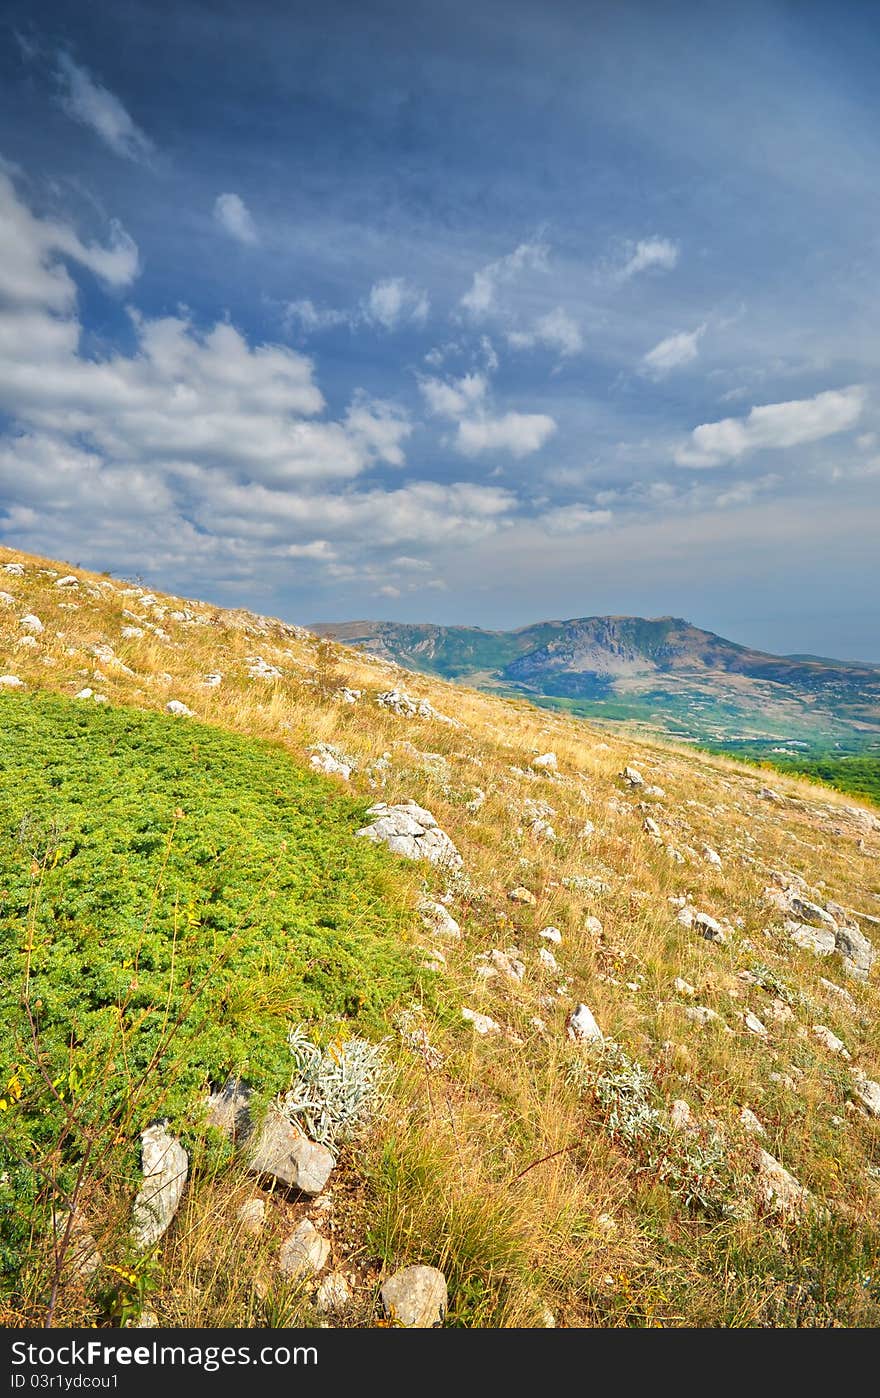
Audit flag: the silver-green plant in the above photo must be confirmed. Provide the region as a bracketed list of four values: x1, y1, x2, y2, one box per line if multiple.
[281, 1026, 389, 1148]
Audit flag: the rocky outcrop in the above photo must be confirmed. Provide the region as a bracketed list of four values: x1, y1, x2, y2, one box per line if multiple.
[357, 801, 462, 868]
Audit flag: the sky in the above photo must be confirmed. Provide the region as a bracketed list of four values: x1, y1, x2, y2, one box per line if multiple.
[0, 0, 878, 660]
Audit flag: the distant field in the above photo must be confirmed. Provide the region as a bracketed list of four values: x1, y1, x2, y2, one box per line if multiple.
[750, 753, 880, 807]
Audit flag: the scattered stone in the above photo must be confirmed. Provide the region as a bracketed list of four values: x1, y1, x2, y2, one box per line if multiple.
[51, 1207, 101, 1280]
[202, 671, 223, 687]
[380, 1265, 448, 1328]
[739, 1107, 766, 1136]
[531, 752, 557, 771]
[584, 915, 603, 937]
[376, 689, 456, 724]
[579, 820, 596, 838]
[278, 1219, 330, 1279]
[131, 1124, 189, 1249]
[54, 575, 79, 588]
[684, 1005, 726, 1028]
[596, 1213, 617, 1236]
[309, 744, 353, 780]
[674, 977, 696, 997]
[0, 591, 13, 605]
[834, 922, 876, 982]
[248, 1111, 335, 1194]
[694, 912, 726, 943]
[2, 562, 24, 575]
[677, 907, 694, 928]
[19, 614, 43, 634]
[788, 922, 836, 956]
[488, 948, 525, 982]
[567, 1003, 603, 1044]
[206, 1078, 253, 1143]
[0, 675, 24, 687]
[357, 801, 462, 868]
[851, 1072, 880, 1118]
[165, 700, 194, 717]
[759, 786, 784, 804]
[317, 1272, 351, 1313]
[246, 656, 283, 680]
[508, 885, 537, 906]
[811, 1025, 851, 1060]
[16, 634, 37, 648]
[621, 766, 644, 788]
[419, 899, 461, 941]
[539, 925, 562, 944]
[753, 1148, 810, 1216]
[335, 687, 362, 705]
[461, 1007, 501, 1035]
[766, 998, 795, 1024]
[741, 1010, 769, 1038]
[702, 844, 723, 868]
[236, 1198, 266, 1235]
[538, 946, 558, 972]
[643, 816, 661, 839]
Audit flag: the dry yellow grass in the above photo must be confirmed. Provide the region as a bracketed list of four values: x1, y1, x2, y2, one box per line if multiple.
[2, 543, 879, 1328]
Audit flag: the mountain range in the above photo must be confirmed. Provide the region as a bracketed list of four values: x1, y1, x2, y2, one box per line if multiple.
[311, 615, 880, 753]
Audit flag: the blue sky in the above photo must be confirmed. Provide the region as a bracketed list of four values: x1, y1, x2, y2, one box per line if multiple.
[0, 0, 878, 658]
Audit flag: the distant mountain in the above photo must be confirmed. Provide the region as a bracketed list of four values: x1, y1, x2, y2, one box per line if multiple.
[311, 615, 880, 750]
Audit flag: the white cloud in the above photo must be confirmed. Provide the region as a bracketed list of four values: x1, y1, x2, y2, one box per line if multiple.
[460, 240, 548, 318]
[642, 324, 706, 376]
[364, 277, 429, 329]
[618, 236, 679, 281]
[539, 504, 613, 534]
[282, 299, 352, 334]
[343, 393, 412, 467]
[213, 192, 258, 245]
[55, 54, 154, 163]
[856, 432, 877, 451]
[419, 372, 488, 418]
[455, 411, 557, 458]
[675, 385, 866, 468]
[508, 306, 583, 357]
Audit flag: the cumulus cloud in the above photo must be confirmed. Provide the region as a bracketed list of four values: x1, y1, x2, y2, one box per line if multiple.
[364, 277, 429, 329]
[539, 504, 613, 534]
[508, 307, 583, 357]
[419, 372, 488, 418]
[456, 411, 557, 458]
[213, 192, 259, 245]
[283, 299, 353, 334]
[55, 54, 154, 163]
[675, 385, 866, 468]
[642, 324, 705, 376]
[460, 240, 547, 318]
[618, 236, 679, 281]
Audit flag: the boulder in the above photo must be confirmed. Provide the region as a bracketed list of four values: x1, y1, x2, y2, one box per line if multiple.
[132, 1124, 188, 1249]
[357, 802, 462, 869]
[236, 1198, 266, 1235]
[165, 700, 194, 717]
[248, 1111, 335, 1194]
[316, 1272, 351, 1313]
[811, 1025, 851, 1060]
[508, 886, 537, 906]
[694, 912, 726, 943]
[567, 1003, 603, 1044]
[205, 1078, 254, 1143]
[380, 1264, 447, 1328]
[851, 1073, 880, 1118]
[753, 1148, 810, 1216]
[834, 923, 876, 982]
[418, 899, 461, 941]
[621, 766, 644, 787]
[788, 923, 836, 956]
[461, 1007, 500, 1035]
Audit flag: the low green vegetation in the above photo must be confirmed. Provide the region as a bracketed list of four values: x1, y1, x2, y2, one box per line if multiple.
[0, 693, 426, 1299]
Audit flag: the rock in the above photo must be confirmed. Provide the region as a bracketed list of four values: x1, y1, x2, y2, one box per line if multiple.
[677, 907, 694, 928]
[380, 1265, 448, 1328]
[684, 1005, 726, 1028]
[488, 948, 525, 982]
[132, 1124, 189, 1249]
[422, 948, 447, 974]
[759, 786, 784, 804]
[279, 1219, 330, 1279]
[788, 893, 837, 930]
[236, 1198, 266, 1235]
[766, 998, 795, 1024]
[789, 923, 836, 956]
[309, 744, 353, 780]
[739, 1107, 766, 1136]
[316, 1272, 351, 1313]
[206, 1078, 253, 1142]
[702, 844, 723, 868]
[75, 688, 94, 700]
[538, 946, 558, 972]
[246, 656, 283, 680]
[0, 674, 24, 687]
[567, 1003, 603, 1044]
[753, 1148, 810, 1216]
[508, 885, 537, 906]
[539, 926, 562, 944]
[740, 1011, 769, 1038]
[811, 1025, 851, 1060]
[419, 899, 461, 941]
[579, 821, 596, 838]
[819, 978, 858, 1014]
[202, 671, 223, 687]
[54, 575, 79, 588]
[2, 561, 24, 575]
[52, 1207, 101, 1280]
[851, 1072, 880, 1118]
[357, 801, 462, 869]
[531, 752, 557, 771]
[643, 816, 661, 839]
[461, 1007, 500, 1035]
[165, 700, 194, 717]
[376, 689, 456, 724]
[673, 977, 696, 997]
[621, 766, 644, 788]
[834, 923, 876, 982]
[694, 912, 726, 943]
[16, 634, 38, 648]
[0, 591, 13, 605]
[19, 613, 44, 634]
[248, 1111, 335, 1194]
[335, 687, 362, 705]
[121, 626, 145, 639]
[670, 1099, 693, 1131]
[584, 916, 603, 937]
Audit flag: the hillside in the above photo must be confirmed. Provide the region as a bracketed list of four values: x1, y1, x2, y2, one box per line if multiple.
[2, 545, 880, 1329]
[312, 615, 880, 753]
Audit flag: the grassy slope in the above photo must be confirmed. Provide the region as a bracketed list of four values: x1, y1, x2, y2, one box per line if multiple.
[2, 546, 880, 1329]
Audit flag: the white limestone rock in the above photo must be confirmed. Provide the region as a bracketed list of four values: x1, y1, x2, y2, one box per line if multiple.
[811, 1025, 851, 1060]
[278, 1219, 330, 1279]
[567, 1003, 603, 1044]
[166, 700, 194, 717]
[131, 1124, 188, 1249]
[461, 1007, 501, 1035]
[380, 1265, 447, 1328]
[419, 899, 461, 941]
[357, 801, 462, 869]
